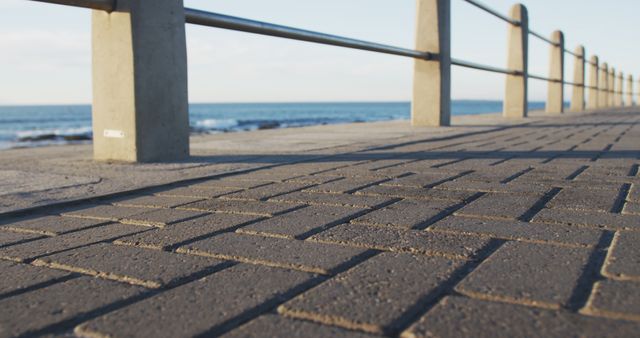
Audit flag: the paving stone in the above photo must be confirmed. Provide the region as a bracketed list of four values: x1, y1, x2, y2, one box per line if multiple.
[548, 186, 623, 212]
[119, 208, 209, 227]
[355, 185, 473, 202]
[155, 185, 242, 198]
[431, 216, 604, 247]
[454, 192, 543, 220]
[401, 296, 640, 338]
[111, 195, 205, 208]
[221, 182, 313, 201]
[221, 314, 376, 338]
[0, 215, 109, 236]
[304, 177, 388, 194]
[284, 175, 342, 184]
[533, 207, 640, 230]
[178, 198, 302, 216]
[0, 229, 46, 247]
[190, 178, 269, 189]
[456, 241, 593, 308]
[623, 201, 640, 215]
[33, 243, 225, 288]
[279, 252, 465, 334]
[237, 205, 365, 239]
[0, 223, 147, 262]
[630, 184, 640, 202]
[177, 232, 368, 274]
[602, 231, 640, 280]
[115, 213, 261, 249]
[352, 199, 457, 229]
[271, 191, 393, 208]
[61, 204, 151, 222]
[434, 179, 548, 194]
[0, 276, 144, 337]
[309, 223, 491, 259]
[223, 170, 306, 182]
[380, 172, 457, 188]
[75, 264, 316, 338]
[0, 260, 71, 296]
[585, 280, 640, 321]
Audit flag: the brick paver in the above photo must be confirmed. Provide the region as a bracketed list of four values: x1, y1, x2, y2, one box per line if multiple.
[2, 110, 640, 336]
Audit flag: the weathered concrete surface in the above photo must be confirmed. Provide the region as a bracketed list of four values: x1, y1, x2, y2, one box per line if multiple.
[1, 108, 639, 336]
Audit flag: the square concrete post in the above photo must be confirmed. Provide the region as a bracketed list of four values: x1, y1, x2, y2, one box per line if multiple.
[92, 0, 190, 162]
[608, 68, 616, 107]
[412, 0, 451, 127]
[570, 46, 585, 112]
[587, 56, 599, 109]
[546, 31, 564, 114]
[598, 63, 609, 108]
[615, 72, 624, 106]
[503, 4, 529, 119]
[627, 75, 634, 106]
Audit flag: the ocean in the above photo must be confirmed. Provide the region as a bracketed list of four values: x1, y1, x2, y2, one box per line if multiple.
[0, 101, 546, 150]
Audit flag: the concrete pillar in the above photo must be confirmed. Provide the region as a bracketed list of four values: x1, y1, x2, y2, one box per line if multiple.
[616, 72, 624, 106]
[587, 55, 599, 109]
[628, 75, 635, 106]
[503, 4, 529, 119]
[608, 68, 616, 107]
[92, 0, 190, 162]
[598, 63, 608, 108]
[546, 31, 564, 114]
[570, 46, 585, 112]
[412, 0, 451, 127]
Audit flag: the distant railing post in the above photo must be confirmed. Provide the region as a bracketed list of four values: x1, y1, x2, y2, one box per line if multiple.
[608, 68, 616, 107]
[546, 30, 564, 114]
[615, 72, 624, 106]
[598, 63, 609, 108]
[587, 56, 599, 109]
[503, 4, 529, 119]
[412, 0, 451, 127]
[92, 0, 190, 162]
[570, 45, 585, 111]
[626, 75, 634, 106]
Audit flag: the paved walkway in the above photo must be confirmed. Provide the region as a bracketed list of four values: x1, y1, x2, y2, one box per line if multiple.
[1, 110, 639, 337]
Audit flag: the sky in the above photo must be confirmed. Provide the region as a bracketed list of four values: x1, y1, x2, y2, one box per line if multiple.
[0, 0, 638, 105]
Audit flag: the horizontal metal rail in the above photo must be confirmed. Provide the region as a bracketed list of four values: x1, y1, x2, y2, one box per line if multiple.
[29, 0, 113, 11]
[184, 8, 433, 60]
[529, 73, 562, 83]
[451, 58, 519, 75]
[461, 0, 520, 26]
[530, 30, 559, 46]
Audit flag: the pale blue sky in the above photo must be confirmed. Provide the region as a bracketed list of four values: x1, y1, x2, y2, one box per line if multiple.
[0, 0, 638, 104]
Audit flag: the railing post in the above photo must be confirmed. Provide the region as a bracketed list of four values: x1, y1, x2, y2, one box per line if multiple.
[92, 0, 190, 162]
[503, 4, 529, 119]
[570, 45, 585, 112]
[546, 30, 564, 114]
[412, 0, 451, 127]
[598, 63, 609, 108]
[616, 72, 624, 106]
[608, 68, 616, 107]
[587, 55, 599, 109]
[626, 75, 634, 106]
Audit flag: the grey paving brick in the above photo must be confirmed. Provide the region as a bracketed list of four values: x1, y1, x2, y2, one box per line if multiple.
[222, 170, 306, 182]
[355, 185, 473, 202]
[221, 182, 313, 201]
[115, 213, 261, 249]
[381, 172, 456, 188]
[434, 179, 548, 194]
[221, 314, 376, 338]
[34, 243, 224, 288]
[401, 296, 640, 338]
[178, 198, 302, 216]
[623, 201, 640, 215]
[456, 241, 593, 308]
[76, 264, 316, 338]
[0, 276, 143, 337]
[155, 185, 242, 198]
[0, 260, 71, 296]
[602, 231, 640, 280]
[585, 280, 640, 321]
[177, 232, 368, 274]
[61, 204, 151, 222]
[279, 252, 465, 334]
[111, 195, 204, 208]
[119, 208, 209, 227]
[1, 215, 108, 236]
[548, 186, 623, 212]
[533, 207, 640, 230]
[237, 205, 365, 239]
[304, 177, 387, 194]
[284, 175, 342, 184]
[0, 229, 46, 247]
[431, 216, 604, 247]
[271, 191, 393, 208]
[630, 184, 640, 202]
[309, 223, 491, 259]
[190, 178, 268, 189]
[455, 192, 543, 220]
[352, 199, 457, 229]
[0, 223, 147, 262]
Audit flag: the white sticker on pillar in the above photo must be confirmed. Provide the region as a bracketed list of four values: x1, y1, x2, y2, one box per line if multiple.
[103, 129, 125, 138]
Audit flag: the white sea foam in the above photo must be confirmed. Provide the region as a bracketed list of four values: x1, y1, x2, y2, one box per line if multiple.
[194, 119, 239, 130]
